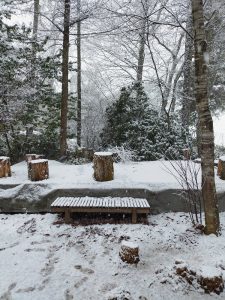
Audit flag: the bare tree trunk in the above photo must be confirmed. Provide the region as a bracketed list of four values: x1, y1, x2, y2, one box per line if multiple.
[60, 0, 71, 157]
[32, 0, 39, 39]
[192, 0, 220, 235]
[182, 13, 194, 129]
[160, 33, 184, 115]
[26, 0, 40, 141]
[76, 0, 82, 147]
[136, 19, 146, 83]
[169, 63, 184, 113]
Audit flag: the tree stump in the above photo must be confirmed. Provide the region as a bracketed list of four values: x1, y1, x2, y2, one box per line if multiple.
[198, 269, 224, 295]
[217, 157, 225, 179]
[93, 152, 114, 181]
[28, 159, 49, 181]
[0, 156, 11, 178]
[119, 241, 139, 264]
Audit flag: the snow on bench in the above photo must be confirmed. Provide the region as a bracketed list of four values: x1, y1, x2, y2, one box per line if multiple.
[51, 196, 150, 224]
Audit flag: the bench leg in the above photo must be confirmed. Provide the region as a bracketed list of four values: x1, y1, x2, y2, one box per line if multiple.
[64, 209, 72, 224]
[132, 209, 137, 224]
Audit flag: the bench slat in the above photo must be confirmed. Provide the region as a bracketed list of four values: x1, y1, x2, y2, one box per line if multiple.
[51, 196, 150, 209]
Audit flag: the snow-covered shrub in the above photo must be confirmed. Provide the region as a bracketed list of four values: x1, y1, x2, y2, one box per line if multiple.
[215, 144, 225, 159]
[67, 147, 94, 165]
[107, 146, 136, 163]
[101, 83, 192, 161]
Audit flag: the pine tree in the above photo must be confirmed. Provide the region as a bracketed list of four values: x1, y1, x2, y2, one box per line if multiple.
[101, 83, 190, 160]
[0, 5, 61, 161]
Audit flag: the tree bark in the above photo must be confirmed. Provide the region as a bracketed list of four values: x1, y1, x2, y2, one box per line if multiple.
[60, 0, 71, 156]
[136, 19, 146, 83]
[32, 0, 39, 39]
[28, 159, 49, 181]
[76, 0, 82, 147]
[161, 33, 184, 115]
[182, 13, 194, 129]
[119, 241, 139, 264]
[93, 152, 114, 181]
[0, 157, 11, 178]
[191, 0, 220, 235]
[26, 0, 40, 140]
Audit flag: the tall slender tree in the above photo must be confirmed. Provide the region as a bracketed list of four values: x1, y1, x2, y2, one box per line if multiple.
[182, 12, 193, 129]
[76, 0, 82, 147]
[191, 0, 220, 234]
[60, 0, 71, 156]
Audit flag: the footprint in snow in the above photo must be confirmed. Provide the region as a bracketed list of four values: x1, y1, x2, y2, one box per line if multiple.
[41, 256, 59, 277]
[74, 277, 88, 288]
[100, 282, 117, 293]
[64, 289, 74, 300]
[16, 286, 35, 293]
[74, 265, 94, 274]
[0, 282, 16, 300]
[24, 248, 45, 252]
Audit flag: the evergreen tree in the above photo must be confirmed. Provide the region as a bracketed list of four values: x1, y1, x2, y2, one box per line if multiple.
[0, 6, 61, 161]
[101, 83, 191, 160]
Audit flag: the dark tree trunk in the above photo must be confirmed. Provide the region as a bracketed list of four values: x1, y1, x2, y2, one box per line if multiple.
[182, 13, 194, 129]
[76, 0, 82, 147]
[26, 0, 40, 140]
[32, 0, 39, 38]
[136, 19, 146, 83]
[192, 0, 220, 235]
[60, 0, 71, 156]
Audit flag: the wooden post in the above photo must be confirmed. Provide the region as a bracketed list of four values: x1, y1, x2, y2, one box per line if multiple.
[93, 152, 114, 181]
[0, 157, 11, 178]
[132, 209, 137, 224]
[28, 159, 49, 181]
[217, 157, 225, 180]
[64, 208, 72, 223]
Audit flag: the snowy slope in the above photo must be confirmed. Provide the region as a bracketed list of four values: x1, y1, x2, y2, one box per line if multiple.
[1, 212, 225, 299]
[0, 160, 224, 191]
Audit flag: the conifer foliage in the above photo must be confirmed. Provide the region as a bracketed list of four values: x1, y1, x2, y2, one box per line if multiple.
[101, 83, 190, 160]
[0, 3, 61, 161]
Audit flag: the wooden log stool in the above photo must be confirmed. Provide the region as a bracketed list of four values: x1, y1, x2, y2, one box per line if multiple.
[217, 156, 225, 180]
[93, 152, 114, 181]
[119, 241, 140, 264]
[28, 159, 49, 181]
[0, 156, 11, 178]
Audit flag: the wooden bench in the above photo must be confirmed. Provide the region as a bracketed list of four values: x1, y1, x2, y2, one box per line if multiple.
[51, 196, 150, 224]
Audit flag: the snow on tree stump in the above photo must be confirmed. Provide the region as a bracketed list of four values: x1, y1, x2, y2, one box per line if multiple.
[93, 152, 114, 181]
[25, 153, 44, 163]
[119, 241, 139, 264]
[217, 156, 225, 179]
[198, 267, 224, 295]
[183, 148, 190, 160]
[28, 159, 49, 181]
[175, 262, 224, 295]
[0, 156, 11, 178]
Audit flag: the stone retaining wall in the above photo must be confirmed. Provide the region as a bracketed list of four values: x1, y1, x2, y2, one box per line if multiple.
[1, 185, 225, 214]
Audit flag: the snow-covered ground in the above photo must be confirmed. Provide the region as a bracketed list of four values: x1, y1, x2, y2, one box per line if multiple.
[0, 160, 225, 202]
[1, 212, 225, 300]
[0, 159, 224, 190]
[1, 160, 184, 190]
